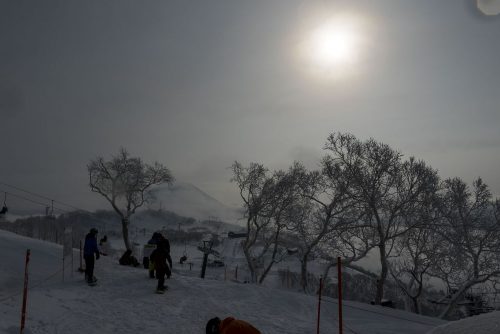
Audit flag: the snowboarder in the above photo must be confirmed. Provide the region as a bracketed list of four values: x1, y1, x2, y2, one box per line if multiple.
[205, 317, 261, 334]
[119, 249, 140, 267]
[83, 228, 100, 285]
[149, 236, 171, 293]
[144, 232, 163, 277]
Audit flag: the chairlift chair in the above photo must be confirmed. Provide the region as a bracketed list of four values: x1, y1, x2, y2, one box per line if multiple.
[0, 192, 8, 214]
[179, 241, 188, 264]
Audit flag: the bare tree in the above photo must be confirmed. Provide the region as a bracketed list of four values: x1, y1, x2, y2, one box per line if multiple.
[231, 161, 296, 283]
[431, 177, 500, 319]
[288, 161, 357, 291]
[88, 148, 173, 250]
[389, 226, 439, 314]
[324, 132, 439, 304]
[389, 181, 441, 314]
[318, 224, 376, 282]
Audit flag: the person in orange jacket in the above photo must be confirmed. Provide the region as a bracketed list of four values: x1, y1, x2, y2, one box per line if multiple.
[205, 317, 261, 334]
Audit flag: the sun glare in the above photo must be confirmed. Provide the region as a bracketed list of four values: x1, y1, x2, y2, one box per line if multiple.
[311, 23, 356, 66]
[300, 15, 363, 78]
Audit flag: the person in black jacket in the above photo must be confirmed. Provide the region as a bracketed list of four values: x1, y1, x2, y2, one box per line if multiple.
[144, 232, 163, 277]
[149, 236, 172, 292]
[83, 228, 100, 284]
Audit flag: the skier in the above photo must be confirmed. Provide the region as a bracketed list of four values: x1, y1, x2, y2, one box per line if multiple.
[83, 228, 100, 285]
[149, 236, 171, 293]
[205, 317, 261, 334]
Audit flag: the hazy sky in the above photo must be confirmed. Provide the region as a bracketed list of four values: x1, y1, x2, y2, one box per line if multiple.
[1, 0, 499, 212]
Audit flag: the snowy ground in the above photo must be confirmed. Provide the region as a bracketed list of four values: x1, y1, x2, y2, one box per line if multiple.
[428, 311, 500, 334]
[0, 230, 452, 334]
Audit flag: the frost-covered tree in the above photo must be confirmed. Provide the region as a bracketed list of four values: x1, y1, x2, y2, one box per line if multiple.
[231, 162, 296, 283]
[432, 177, 500, 319]
[288, 161, 358, 291]
[324, 133, 439, 304]
[389, 226, 439, 314]
[318, 222, 375, 283]
[389, 181, 441, 314]
[88, 148, 173, 250]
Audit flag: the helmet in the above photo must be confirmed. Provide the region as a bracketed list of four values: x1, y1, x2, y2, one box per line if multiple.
[90, 228, 98, 235]
[205, 317, 221, 334]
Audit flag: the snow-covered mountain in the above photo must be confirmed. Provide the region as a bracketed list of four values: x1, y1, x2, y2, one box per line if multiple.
[149, 181, 244, 223]
[0, 229, 452, 334]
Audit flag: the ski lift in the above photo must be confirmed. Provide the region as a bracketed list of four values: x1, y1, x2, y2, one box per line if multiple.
[46, 200, 55, 220]
[0, 192, 8, 215]
[179, 241, 188, 264]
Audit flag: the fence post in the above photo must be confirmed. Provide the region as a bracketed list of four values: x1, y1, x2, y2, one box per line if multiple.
[79, 240, 83, 271]
[20, 249, 30, 334]
[201, 252, 209, 279]
[316, 276, 323, 334]
[337, 256, 343, 334]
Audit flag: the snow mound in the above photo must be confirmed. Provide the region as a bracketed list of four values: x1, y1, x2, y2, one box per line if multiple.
[427, 311, 500, 334]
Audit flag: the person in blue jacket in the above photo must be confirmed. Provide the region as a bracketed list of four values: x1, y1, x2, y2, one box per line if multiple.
[84, 228, 100, 284]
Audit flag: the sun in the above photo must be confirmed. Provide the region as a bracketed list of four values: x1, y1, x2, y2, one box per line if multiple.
[311, 22, 357, 66]
[300, 15, 363, 76]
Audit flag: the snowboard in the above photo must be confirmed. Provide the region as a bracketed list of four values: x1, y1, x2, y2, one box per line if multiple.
[87, 276, 98, 286]
[155, 286, 168, 294]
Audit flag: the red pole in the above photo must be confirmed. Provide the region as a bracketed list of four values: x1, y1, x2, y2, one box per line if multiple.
[337, 257, 343, 334]
[20, 249, 30, 334]
[316, 277, 323, 334]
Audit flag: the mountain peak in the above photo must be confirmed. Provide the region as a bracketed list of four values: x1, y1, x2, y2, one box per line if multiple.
[149, 181, 243, 222]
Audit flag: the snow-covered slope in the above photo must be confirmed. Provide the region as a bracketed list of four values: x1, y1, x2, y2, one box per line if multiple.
[0, 230, 449, 334]
[427, 311, 500, 334]
[149, 182, 243, 223]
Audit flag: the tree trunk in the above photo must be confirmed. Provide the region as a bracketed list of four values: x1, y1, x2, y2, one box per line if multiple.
[258, 232, 281, 284]
[440, 295, 460, 319]
[412, 297, 420, 314]
[243, 245, 256, 283]
[259, 262, 273, 284]
[300, 252, 310, 292]
[440, 284, 470, 319]
[122, 218, 131, 251]
[375, 243, 388, 304]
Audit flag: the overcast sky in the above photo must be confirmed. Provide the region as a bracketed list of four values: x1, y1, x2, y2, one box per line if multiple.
[0, 0, 499, 212]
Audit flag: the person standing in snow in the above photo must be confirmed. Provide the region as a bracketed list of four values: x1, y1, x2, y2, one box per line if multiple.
[149, 236, 171, 293]
[83, 228, 100, 284]
[162, 234, 173, 277]
[205, 317, 261, 334]
[99, 235, 109, 256]
[144, 232, 162, 278]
